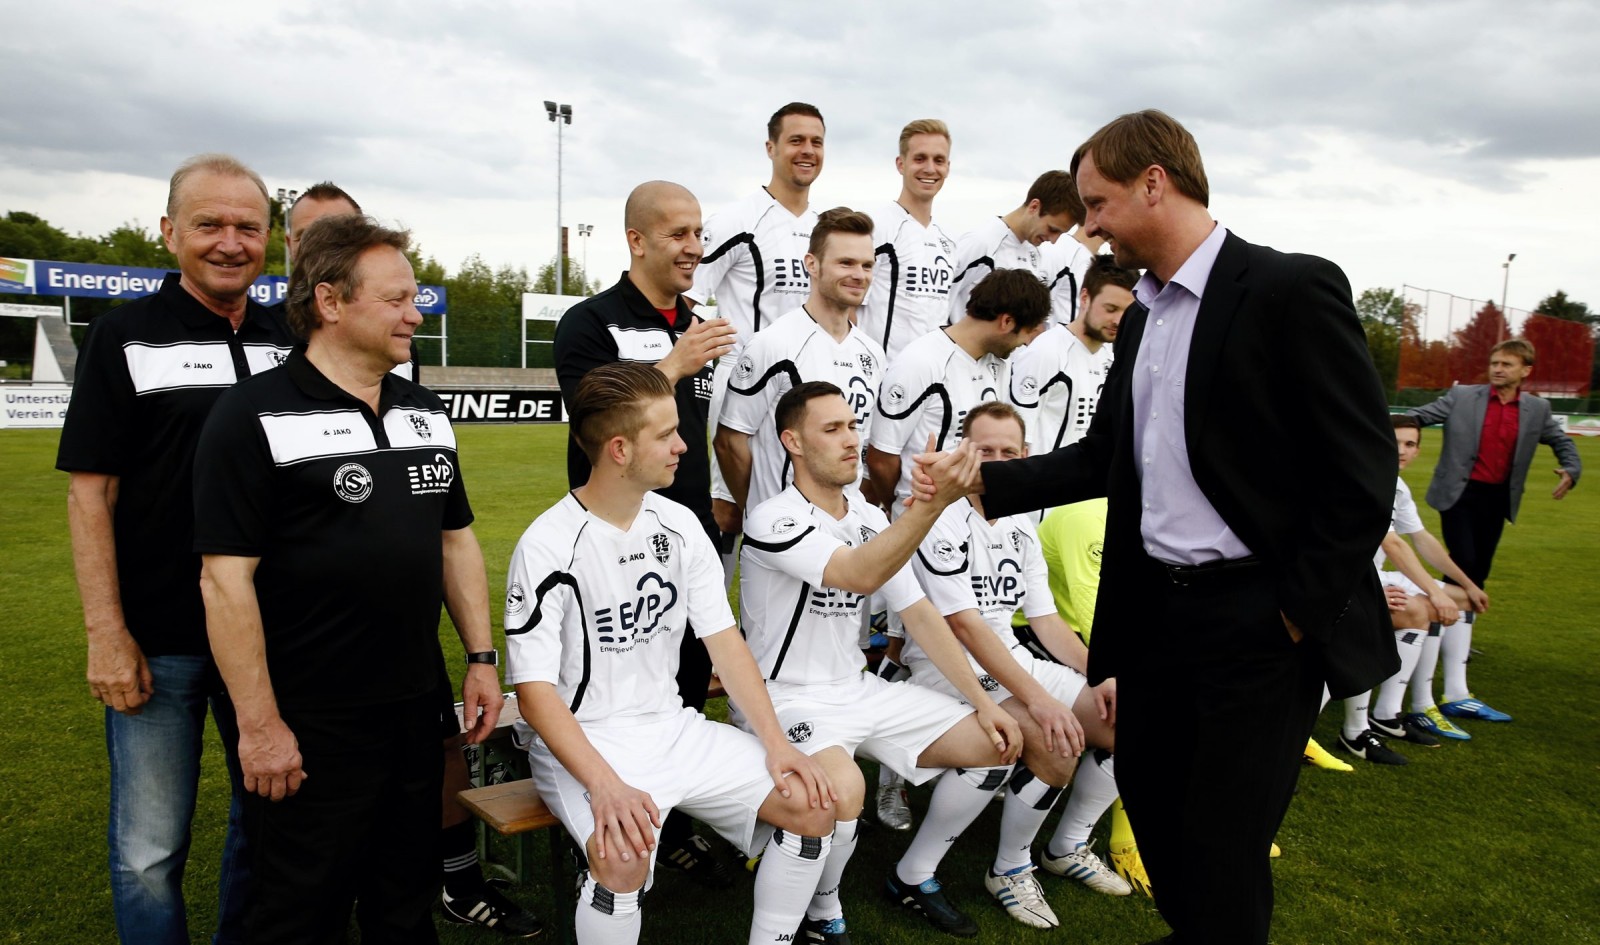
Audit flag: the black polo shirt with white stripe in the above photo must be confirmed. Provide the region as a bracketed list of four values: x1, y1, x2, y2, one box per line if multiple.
[192, 348, 473, 710]
[552, 273, 715, 541]
[56, 272, 297, 656]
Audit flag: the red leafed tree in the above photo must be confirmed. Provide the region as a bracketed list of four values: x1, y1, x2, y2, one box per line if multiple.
[1447, 302, 1508, 384]
[1399, 338, 1454, 389]
[1521, 313, 1594, 397]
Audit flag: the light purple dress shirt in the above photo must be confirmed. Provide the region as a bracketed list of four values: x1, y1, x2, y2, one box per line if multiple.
[1130, 223, 1254, 565]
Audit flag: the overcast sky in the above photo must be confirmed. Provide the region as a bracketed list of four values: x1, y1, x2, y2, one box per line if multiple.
[5, 0, 1598, 333]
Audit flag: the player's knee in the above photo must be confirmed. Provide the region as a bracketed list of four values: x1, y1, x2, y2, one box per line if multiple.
[770, 792, 837, 838]
[817, 753, 865, 818]
[1023, 748, 1076, 787]
[1401, 598, 1430, 630]
[584, 851, 648, 894]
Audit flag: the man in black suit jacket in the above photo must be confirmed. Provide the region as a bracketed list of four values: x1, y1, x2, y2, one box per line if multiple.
[967, 111, 1397, 944]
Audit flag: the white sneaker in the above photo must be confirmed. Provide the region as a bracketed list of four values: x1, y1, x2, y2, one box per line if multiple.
[874, 780, 912, 831]
[1041, 841, 1133, 896]
[984, 865, 1059, 929]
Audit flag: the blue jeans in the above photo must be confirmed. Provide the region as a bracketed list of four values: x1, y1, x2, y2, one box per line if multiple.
[106, 653, 251, 945]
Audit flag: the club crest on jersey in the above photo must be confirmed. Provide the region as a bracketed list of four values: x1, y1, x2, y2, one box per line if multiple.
[649, 532, 672, 566]
[884, 383, 906, 408]
[773, 516, 799, 534]
[932, 538, 958, 563]
[786, 722, 813, 744]
[979, 674, 1000, 692]
[332, 463, 372, 503]
[268, 349, 289, 367]
[1018, 374, 1039, 396]
[858, 353, 875, 378]
[408, 413, 432, 441]
[1009, 530, 1022, 554]
[736, 355, 755, 381]
[858, 525, 874, 545]
[506, 582, 526, 616]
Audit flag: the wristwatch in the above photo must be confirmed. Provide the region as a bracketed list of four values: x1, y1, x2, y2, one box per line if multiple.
[465, 649, 499, 666]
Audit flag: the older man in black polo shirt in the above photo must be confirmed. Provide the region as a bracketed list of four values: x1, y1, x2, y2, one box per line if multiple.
[552, 180, 742, 886]
[194, 215, 500, 944]
[58, 153, 295, 945]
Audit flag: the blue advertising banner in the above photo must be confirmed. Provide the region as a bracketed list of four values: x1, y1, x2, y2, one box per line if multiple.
[6, 258, 446, 314]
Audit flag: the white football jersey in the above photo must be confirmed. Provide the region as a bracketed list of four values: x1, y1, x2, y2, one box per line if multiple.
[1374, 477, 1426, 569]
[869, 329, 1009, 506]
[1037, 238, 1095, 327]
[859, 202, 958, 359]
[1008, 328, 1113, 454]
[904, 499, 1056, 666]
[688, 189, 818, 344]
[946, 217, 1049, 325]
[503, 492, 734, 726]
[740, 487, 925, 686]
[720, 306, 886, 511]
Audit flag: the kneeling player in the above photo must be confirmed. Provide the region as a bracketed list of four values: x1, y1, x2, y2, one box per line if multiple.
[505, 364, 837, 945]
[904, 403, 1122, 929]
[738, 382, 1024, 942]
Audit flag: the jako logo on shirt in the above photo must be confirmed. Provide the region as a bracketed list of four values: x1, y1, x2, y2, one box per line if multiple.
[595, 572, 678, 645]
[333, 463, 372, 503]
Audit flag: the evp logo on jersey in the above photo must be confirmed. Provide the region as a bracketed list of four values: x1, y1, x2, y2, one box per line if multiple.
[594, 572, 679, 647]
[903, 257, 952, 296]
[971, 558, 1024, 612]
[806, 584, 864, 618]
[771, 258, 811, 294]
[845, 376, 874, 423]
[407, 452, 455, 495]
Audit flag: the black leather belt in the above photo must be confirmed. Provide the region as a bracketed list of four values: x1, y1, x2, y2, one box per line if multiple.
[1162, 555, 1262, 587]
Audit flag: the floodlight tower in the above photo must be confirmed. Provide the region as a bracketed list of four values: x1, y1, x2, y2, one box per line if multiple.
[1500, 253, 1517, 339]
[276, 187, 299, 279]
[578, 223, 594, 286]
[545, 101, 573, 296]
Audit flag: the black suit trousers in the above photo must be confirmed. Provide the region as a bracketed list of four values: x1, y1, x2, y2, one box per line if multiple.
[1439, 480, 1510, 588]
[1117, 564, 1323, 945]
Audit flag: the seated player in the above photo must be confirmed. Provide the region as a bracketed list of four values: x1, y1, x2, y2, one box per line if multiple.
[1035, 497, 1150, 898]
[1336, 415, 1490, 762]
[737, 381, 1025, 942]
[1380, 416, 1491, 742]
[504, 363, 837, 945]
[902, 402, 1123, 929]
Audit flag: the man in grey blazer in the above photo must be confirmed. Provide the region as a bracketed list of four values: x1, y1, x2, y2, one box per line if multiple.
[1405, 338, 1581, 727]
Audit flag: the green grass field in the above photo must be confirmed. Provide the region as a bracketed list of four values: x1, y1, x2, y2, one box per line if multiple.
[2, 425, 1597, 944]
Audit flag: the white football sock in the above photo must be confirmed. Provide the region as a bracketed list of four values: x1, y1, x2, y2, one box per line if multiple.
[1342, 691, 1372, 740]
[1441, 613, 1473, 703]
[1047, 751, 1117, 860]
[993, 763, 1065, 874]
[751, 828, 830, 944]
[806, 819, 857, 922]
[895, 766, 1007, 884]
[1374, 630, 1425, 721]
[1409, 623, 1443, 712]
[575, 873, 642, 945]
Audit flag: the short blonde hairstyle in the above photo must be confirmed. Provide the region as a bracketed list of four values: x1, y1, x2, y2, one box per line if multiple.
[166, 153, 270, 218]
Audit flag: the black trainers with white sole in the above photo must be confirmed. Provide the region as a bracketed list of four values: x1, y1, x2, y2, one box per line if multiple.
[1336, 729, 1409, 765]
